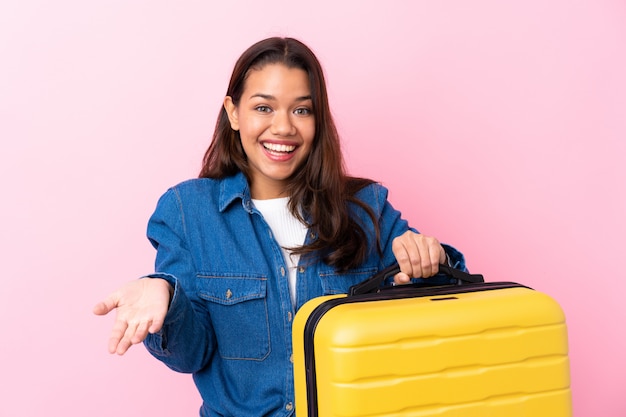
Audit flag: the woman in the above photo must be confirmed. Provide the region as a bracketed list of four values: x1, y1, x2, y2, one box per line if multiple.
[94, 37, 466, 416]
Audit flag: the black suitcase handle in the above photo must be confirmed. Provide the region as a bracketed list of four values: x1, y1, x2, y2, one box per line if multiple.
[349, 263, 484, 296]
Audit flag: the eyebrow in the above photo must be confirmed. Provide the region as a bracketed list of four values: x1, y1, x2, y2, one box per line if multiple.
[250, 93, 312, 102]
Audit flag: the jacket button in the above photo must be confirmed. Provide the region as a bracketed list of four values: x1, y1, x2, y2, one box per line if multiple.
[226, 289, 232, 299]
[298, 266, 305, 273]
[280, 267, 286, 277]
[285, 402, 293, 411]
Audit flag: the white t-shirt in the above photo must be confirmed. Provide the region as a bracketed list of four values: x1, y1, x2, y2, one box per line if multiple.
[252, 197, 308, 306]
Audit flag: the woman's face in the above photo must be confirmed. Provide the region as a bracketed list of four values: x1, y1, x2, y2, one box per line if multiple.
[224, 63, 316, 199]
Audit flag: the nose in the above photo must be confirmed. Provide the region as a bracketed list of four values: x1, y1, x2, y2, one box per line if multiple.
[270, 111, 296, 136]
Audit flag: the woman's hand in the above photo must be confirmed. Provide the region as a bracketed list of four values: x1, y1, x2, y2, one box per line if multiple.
[93, 278, 172, 355]
[391, 230, 447, 284]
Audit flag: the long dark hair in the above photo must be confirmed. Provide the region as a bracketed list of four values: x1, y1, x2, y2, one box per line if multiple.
[200, 37, 380, 271]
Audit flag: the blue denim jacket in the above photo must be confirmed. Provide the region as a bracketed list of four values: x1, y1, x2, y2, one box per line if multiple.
[143, 172, 465, 417]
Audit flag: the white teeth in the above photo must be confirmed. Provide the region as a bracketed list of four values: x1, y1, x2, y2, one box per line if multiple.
[263, 143, 296, 153]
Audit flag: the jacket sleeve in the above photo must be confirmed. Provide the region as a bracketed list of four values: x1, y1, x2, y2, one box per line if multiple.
[369, 183, 467, 272]
[142, 187, 216, 373]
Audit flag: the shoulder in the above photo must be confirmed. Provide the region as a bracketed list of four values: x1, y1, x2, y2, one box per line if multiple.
[155, 173, 249, 214]
[352, 180, 390, 208]
[154, 178, 224, 209]
[343, 179, 391, 220]
[169, 178, 222, 195]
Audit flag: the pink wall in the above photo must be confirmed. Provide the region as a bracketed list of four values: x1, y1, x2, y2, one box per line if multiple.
[1, 1, 624, 415]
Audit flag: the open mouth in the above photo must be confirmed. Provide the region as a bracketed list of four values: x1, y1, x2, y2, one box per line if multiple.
[263, 142, 296, 154]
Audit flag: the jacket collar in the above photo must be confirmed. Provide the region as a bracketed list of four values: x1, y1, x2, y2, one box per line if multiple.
[218, 172, 252, 213]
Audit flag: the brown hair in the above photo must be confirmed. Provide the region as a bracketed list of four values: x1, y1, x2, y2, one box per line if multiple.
[199, 37, 379, 271]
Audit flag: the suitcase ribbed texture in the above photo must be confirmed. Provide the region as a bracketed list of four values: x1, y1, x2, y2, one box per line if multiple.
[293, 283, 571, 417]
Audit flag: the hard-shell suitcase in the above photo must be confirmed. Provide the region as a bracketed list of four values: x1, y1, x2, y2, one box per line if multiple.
[292, 264, 571, 416]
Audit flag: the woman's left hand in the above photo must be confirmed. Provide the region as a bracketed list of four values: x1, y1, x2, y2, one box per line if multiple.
[391, 230, 447, 284]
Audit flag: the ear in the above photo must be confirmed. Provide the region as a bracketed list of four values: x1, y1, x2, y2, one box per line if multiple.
[223, 96, 239, 131]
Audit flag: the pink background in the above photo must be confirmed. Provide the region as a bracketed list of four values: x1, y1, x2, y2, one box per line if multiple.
[1, 0, 624, 415]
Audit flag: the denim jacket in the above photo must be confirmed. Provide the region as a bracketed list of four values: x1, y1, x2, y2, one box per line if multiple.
[143, 172, 465, 417]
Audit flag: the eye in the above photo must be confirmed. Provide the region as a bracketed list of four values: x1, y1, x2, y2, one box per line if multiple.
[294, 107, 312, 116]
[255, 105, 272, 113]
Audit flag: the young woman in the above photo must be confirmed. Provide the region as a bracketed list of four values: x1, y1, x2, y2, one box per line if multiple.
[94, 37, 466, 417]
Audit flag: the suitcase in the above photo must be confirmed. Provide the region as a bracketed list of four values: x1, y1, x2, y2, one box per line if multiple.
[292, 264, 571, 416]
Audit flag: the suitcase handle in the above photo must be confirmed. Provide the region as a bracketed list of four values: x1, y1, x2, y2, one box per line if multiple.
[349, 263, 484, 296]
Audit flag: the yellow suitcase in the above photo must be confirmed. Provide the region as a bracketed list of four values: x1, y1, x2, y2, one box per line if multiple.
[292, 264, 571, 416]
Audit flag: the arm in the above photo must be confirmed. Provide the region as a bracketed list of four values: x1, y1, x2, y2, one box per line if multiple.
[141, 188, 217, 373]
[370, 184, 467, 283]
[94, 188, 216, 373]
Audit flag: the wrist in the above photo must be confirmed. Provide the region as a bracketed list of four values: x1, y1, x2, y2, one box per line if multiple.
[159, 279, 175, 306]
[146, 277, 175, 307]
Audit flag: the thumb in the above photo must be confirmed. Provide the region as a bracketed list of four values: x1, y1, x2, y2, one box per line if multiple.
[92, 293, 120, 316]
[393, 272, 411, 285]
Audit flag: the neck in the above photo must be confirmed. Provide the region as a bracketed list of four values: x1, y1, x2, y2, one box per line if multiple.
[249, 180, 289, 200]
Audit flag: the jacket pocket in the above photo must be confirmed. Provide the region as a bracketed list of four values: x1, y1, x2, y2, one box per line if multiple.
[196, 273, 270, 360]
[319, 267, 378, 295]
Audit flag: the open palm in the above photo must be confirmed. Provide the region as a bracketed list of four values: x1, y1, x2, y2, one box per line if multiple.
[93, 278, 172, 355]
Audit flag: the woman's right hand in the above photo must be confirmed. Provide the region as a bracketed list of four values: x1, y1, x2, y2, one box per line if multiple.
[93, 278, 173, 355]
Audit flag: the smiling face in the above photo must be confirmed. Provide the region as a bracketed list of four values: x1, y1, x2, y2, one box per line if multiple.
[224, 63, 316, 199]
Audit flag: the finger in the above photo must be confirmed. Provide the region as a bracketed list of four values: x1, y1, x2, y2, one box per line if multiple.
[132, 321, 152, 344]
[418, 237, 445, 278]
[438, 244, 447, 264]
[149, 316, 165, 334]
[392, 234, 419, 278]
[421, 240, 444, 278]
[108, 319, 128, 354]
[423, 238, 441, 277]
[116, 321, 139, 355]
[410, 236, 432, 277]
[410, 234, 442, 278]
[427, 244, 443, 277]
[393, 272, 411, 285]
